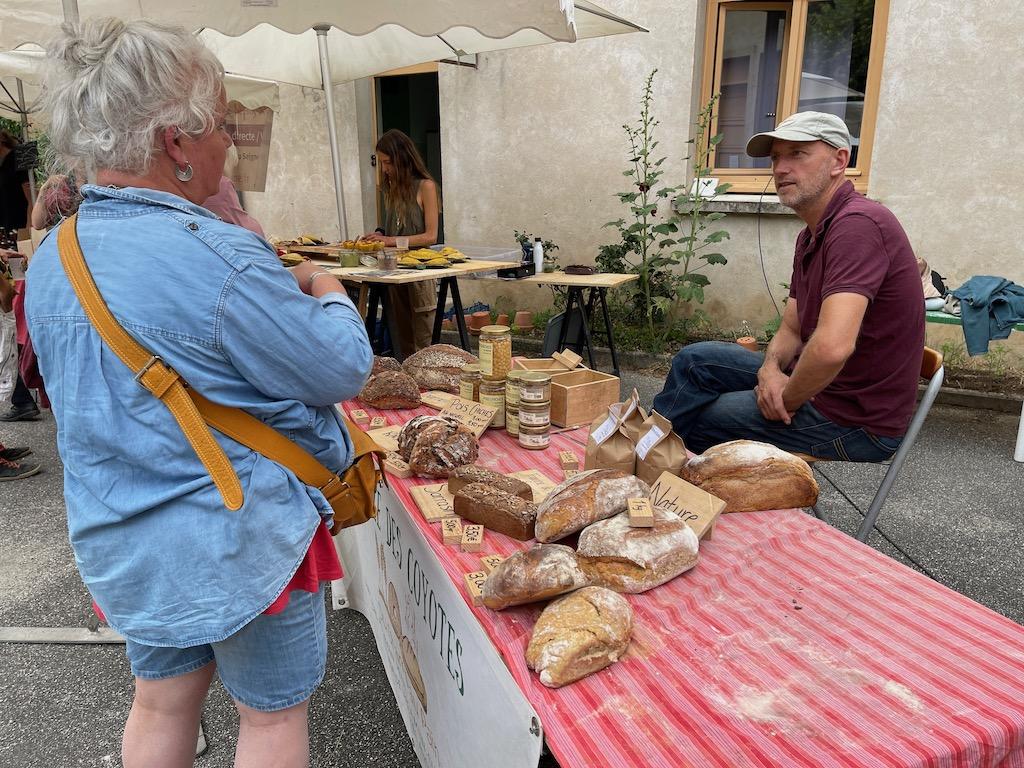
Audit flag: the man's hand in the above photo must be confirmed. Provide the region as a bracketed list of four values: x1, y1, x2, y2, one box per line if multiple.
[756, 362, 794, 424]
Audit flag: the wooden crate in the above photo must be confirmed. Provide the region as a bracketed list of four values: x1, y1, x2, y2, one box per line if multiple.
[550, 369, 620, 427]
[511, 357, 575, 373]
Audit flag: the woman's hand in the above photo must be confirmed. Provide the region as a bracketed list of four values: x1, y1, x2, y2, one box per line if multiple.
[361, 232, 392, 245]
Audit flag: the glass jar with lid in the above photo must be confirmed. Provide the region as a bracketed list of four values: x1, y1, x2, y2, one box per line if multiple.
[519, 400, 551, 428]
[479, 379, 506, 428]
[459, 364, 482, 402]
[479, 325, 512, 381]
[518, 371, 552, 403]
[505, 370, 524, 407]
[519, 423, 550, 450]
[506, 407, 520, 437]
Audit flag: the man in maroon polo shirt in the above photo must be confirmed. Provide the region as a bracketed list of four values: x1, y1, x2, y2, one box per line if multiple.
[652, 112, 924, 461]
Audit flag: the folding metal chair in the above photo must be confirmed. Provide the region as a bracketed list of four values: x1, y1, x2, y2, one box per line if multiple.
[800, 347, 944, 543]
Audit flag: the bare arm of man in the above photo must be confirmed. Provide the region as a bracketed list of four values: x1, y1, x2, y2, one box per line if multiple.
[781, 292, 868, 413]
[756, 298, 802, 422]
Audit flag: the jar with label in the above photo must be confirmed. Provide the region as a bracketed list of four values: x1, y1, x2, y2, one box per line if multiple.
[479, 325, 512, 381]
[506, 407, 520, 437]
[518, 371, 551, 403]
[479, 379, 506, 428]
[519, 400, 551, 428]
[519, 423, 550, 450]
[459, 364, 482, 402]
[505, 370, 524, 408]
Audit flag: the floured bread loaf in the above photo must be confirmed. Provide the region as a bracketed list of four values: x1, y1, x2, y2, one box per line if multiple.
[680, 440, 818, 512]
[526, 586, 633, 688]
[403, 344, 478, 393]
[534, 469, 651, 543]
[447, 465, 533, 500]
[577, 507, 699, 593]
[453, 482, 537, 540]
[358, 370, 422, 409]
[481, 544, 588, 610]
[372, 356, 403, 376]
[398, 415, 478, 477]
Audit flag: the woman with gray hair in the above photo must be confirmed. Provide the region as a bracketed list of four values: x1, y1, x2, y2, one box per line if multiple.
[27, 18, 373, 767]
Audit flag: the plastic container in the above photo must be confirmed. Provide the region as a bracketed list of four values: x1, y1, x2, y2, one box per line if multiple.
[519, 423, 550, 450]
[532, 238, 544, 274]
[459, 364, 482, 402]
[479, 325, 512, 380]
[519, 400, 551, 427]
[480, 380, 506, 428]
[518, 371, 552, 404]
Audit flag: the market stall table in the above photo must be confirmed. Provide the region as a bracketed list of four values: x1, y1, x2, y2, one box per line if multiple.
[519, 271, 638, 377]
[328, 260, 519, 360]
[332, 400, 1024, 768]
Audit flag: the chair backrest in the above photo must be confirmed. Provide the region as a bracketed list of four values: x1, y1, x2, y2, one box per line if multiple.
[921, 347, 943, 380]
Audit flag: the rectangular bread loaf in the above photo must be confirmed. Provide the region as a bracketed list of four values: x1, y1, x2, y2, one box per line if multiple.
[453, 482, 538, 541]
[447, 465, 533, 500]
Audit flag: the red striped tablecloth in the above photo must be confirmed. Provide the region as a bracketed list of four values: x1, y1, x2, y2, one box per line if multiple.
[345, 401, 1024, 768]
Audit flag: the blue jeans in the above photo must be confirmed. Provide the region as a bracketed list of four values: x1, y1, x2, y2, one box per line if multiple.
[652, 342, 902, 462]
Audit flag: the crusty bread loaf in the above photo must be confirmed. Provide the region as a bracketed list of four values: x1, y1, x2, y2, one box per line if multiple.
[398, 415, 478, 477]
[577, 508, 699, 593]
[453, 482, 537, 540]
[481, 544, 588, 610]
[447, 465, 533, 500]
[680, 440, 818, 512]
[358, 370, 423, 409]
[403, 344, 478, 393]
[534, 469, 651, 543]
[525, 586, 633, 688]
[372, 356, 403, 376]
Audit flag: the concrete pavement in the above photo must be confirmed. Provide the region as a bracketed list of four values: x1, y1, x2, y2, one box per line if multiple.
[1, 372, 1022, 766]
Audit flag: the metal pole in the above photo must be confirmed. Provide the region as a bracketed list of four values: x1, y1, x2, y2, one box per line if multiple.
[315, 26, 348, 241]
[15, 79, 35, 210]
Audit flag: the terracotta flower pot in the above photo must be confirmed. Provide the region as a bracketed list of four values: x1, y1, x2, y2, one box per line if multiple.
[736, 336, 759, 352]
[513, 310, 534, 331]
[469, 311, 490, 335]
[496, 313, 510, 326]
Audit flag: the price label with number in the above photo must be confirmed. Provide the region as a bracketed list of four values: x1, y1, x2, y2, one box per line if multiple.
[439, 396, 498, 438]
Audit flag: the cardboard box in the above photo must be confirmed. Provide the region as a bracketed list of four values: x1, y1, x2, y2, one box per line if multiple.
[550, 369, 621, 428]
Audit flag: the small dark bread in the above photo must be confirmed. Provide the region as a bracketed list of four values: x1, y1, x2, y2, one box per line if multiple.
[447, 466, 533, 501]
[453, 482, 537, 540]
[358, 370, 422, 409]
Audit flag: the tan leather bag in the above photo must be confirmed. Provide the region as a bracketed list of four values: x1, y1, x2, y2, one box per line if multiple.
[57, 214, 384, 533]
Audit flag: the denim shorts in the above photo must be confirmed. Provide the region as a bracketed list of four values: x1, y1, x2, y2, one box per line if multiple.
[125, 586, 327, 712]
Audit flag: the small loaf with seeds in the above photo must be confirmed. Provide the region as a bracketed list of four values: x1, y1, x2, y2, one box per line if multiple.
[453, 482, 537, 540]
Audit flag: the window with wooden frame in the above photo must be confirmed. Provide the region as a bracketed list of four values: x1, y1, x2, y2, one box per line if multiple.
[699, 0, 889, 193]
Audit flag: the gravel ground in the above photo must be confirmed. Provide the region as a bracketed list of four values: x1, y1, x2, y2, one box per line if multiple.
[1, 371, 1022, 767]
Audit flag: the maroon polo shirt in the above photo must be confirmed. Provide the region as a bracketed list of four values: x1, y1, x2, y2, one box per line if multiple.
[789, 181, 924, 437]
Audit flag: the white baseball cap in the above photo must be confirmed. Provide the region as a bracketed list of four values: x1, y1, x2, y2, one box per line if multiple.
[745, 111, 852, 157]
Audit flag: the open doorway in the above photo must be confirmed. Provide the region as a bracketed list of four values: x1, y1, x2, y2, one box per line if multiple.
[373, 65, 443, 241]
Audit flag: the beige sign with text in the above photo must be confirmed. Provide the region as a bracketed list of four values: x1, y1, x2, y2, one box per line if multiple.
[649, 471, 726, 540]
[227, 105, 274, 193]
[439, 396, 498, 438]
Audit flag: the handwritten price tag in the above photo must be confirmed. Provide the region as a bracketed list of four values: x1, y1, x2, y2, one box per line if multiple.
[509, 469, 559, 503]
[649, 471, 726, 540]
[409, 482, 455, 522]
[439, 396, 498, 438]
[366, 424, 403, 453]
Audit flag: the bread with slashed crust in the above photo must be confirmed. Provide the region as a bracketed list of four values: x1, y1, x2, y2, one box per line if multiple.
[481, 544, 588, 610]
[680, 440, 818, 512]
[534, 469, 650, 543]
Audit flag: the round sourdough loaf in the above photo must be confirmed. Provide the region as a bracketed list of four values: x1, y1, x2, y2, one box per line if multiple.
[402, 344, 478, 393]
[577, 507, 699, 593]
[526, 586, 633, 688]
[481, 544, 588, 610]
[358, 370, 422, 409]
[534, 469, 651, 543]
[680, 439, 818, 512]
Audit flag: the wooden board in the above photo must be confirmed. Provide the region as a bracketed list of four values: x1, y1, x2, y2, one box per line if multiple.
[508, 469, 559, 503]
[409, 482, 456, 522]
[649, 471, 726, 540]
[327, 259, 520, 285]
[520, 271, 639, 289]
[420, 390, 457, 410]
[366, 424, 403, 453]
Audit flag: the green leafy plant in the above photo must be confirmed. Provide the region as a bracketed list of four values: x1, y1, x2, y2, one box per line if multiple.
[601, 70, 731, 338]
[513, 229, 560, 272]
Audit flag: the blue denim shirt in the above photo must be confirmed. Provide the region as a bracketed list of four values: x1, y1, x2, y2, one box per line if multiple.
[26, 185, 373, 646]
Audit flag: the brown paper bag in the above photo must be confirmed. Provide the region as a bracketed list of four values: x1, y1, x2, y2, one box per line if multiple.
[634, 410, 687, 486]
[617, 389, 648, 445]
[584, 402, 636, 475]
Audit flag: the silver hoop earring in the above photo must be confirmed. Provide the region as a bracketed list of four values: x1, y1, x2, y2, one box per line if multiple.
[175, 162, 193, 182]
